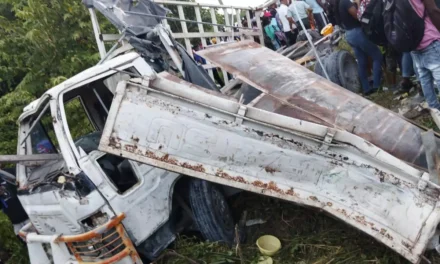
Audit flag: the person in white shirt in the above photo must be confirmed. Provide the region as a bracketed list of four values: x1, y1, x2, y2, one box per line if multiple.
[287, 0, 313, 30]
[277, 0, 297, 46]
[304, 0, 328, 32]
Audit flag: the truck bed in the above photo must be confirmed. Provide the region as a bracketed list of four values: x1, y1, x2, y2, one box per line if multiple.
[99, 65, 440, 263]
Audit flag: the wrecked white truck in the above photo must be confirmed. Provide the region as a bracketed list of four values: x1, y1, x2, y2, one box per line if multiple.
[3, 0, 440, 263]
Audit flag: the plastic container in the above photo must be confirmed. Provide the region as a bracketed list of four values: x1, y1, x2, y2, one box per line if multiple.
[256, 235, 281, 256]
[321, 23, 334, 36]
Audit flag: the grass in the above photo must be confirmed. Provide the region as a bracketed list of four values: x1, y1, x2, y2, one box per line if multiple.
[156, 192, 440, 264]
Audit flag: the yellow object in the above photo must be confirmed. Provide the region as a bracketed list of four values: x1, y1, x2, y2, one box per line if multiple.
[211, 38, 217, 44]
[57, 176, 66, 184]
[256, 235, 281, 256]
[258, 256, 273, 264]
[321, 23, 334, 36]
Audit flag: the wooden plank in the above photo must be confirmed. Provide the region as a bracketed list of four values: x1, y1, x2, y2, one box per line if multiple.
[177, 5, 193, 56]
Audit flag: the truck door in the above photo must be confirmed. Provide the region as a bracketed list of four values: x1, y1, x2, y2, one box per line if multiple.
[58, 66, 180, 245]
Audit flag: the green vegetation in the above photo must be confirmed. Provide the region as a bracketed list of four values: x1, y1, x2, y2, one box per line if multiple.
[0, 213, 28, 264]
[155, 193, 440, 264]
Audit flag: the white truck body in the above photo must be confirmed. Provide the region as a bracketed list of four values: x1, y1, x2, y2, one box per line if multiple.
[98, 58, 440, 263]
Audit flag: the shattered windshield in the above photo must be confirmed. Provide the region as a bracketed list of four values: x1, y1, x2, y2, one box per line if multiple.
[26, 104, 59, 155]
[83, 0, 167, 35]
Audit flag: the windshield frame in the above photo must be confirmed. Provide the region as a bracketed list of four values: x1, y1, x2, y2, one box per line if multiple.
[58, 57, 153, 160]
[16, 99, 79, 186]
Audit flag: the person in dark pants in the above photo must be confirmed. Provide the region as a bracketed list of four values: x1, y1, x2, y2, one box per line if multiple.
[335, 0, 382, 95]
[278, 0, 297, 46]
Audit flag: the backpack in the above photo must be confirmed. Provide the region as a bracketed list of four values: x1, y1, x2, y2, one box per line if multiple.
[359, 0, 388, 46]
[383, 0, 426, 53]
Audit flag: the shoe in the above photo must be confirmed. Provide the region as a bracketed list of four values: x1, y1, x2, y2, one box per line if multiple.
[394, 79, 414, 95]
[364, 88, 378, 96]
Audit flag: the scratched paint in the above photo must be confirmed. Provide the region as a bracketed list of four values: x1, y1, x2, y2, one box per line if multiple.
[99, 77, 440, 263]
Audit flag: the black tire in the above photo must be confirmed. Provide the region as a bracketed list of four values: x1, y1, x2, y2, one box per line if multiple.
[314, 56, 327, 77]
[326, 50, 361, 93]
[189, 179, 235, 244]
[297, 29, 321, 42]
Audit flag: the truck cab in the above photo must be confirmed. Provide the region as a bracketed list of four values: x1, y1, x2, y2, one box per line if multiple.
[16, 53, 186, 263]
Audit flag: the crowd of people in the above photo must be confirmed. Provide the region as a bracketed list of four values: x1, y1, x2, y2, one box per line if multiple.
[260, 0, 330, 49]
[258, 0, 440, 109]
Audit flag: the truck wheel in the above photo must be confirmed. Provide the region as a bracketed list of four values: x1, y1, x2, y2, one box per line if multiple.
[314, 56, 327, 77]
[189, 179, 235, 244]
[326, 50, 361, 93]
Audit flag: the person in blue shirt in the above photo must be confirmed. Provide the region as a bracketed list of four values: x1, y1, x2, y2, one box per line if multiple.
[304, 0, 328, 32]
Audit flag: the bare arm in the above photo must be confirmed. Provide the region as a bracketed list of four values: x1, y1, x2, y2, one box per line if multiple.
[287, 17, 296, 30]
[424, 0, 440, 31]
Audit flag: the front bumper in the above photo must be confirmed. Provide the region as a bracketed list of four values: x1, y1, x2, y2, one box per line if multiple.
[19, 213, 141, 264]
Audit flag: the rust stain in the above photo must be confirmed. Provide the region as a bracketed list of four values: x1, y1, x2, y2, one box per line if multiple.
[145, 151, 178, 165]
[309, 196, 319, 202]
[130, 135, 139, 143]
[336, 208, 349, 218]
[267, 181, 283, 193]
[353, 215, 368, 226]
[216, 169, 248, 183]
[402, 241, 412, 250]
[180, 162, 206, 173]
[124, 144, 138, 153]
[264, 166, 280, 174]
[108, 137, 121, 149]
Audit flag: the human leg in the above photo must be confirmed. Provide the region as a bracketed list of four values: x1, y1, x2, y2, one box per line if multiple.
[358, 36, 383, 89]
[398, 52, 416, 92]
[300, 18, 311, 30]
[411, 50, 440, 110]
[346, 28, 373, 93]
[284, 31, 293, 46]
[313, 13, 325, 32]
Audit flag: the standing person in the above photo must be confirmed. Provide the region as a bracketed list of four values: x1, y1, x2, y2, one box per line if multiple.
[288, 0, 314, 30]
[278, 0, 297, 46]
[263, 14, 281, 50]
[398, 52, 416, 92]
[336, 0, 382, 95]
[410, 0, 440, 110]
[305, 0, 328, 32]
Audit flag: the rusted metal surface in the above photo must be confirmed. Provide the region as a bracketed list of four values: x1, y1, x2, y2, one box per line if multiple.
[100, 80, 440, 263]
[57, 214, 125, 243]
[197, 40, 434, 169]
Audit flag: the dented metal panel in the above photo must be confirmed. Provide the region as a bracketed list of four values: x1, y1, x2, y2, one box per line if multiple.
[100, 79, 440, 263]
[197, 40, 435, 170]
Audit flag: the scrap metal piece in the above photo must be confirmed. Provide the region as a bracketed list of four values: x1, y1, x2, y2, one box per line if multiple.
[197, 40, 435, 169]
[421, 130, 440, 184]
